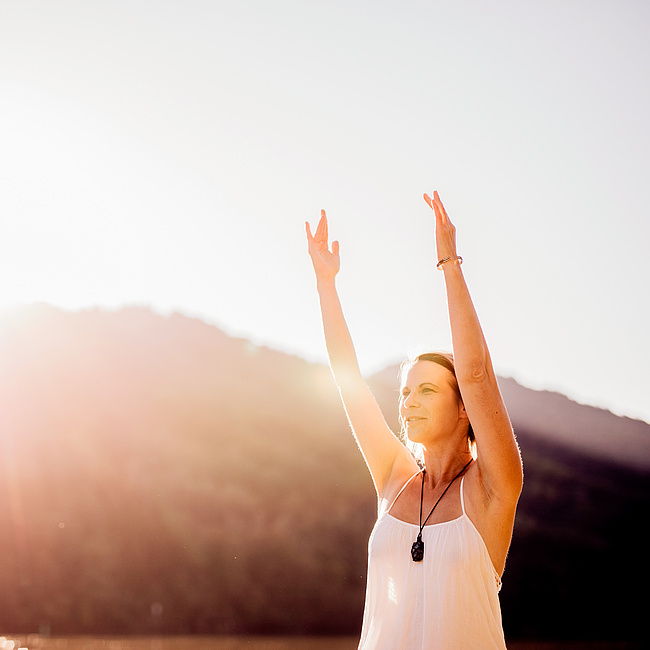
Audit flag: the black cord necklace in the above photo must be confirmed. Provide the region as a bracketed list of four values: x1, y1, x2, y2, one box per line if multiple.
[411, 459, 473, 562]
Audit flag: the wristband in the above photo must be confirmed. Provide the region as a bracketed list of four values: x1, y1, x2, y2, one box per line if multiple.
[436, 255, 463, 270]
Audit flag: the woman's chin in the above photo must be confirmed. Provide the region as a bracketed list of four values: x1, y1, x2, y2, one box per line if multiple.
[406, 427, 449, 447]
[406, 430, 427, 444]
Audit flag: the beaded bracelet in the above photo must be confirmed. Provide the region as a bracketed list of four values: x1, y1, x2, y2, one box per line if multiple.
[436, 255, 463, 270]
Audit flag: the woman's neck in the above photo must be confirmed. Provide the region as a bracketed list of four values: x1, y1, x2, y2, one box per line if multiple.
[421, 445, 473, 488]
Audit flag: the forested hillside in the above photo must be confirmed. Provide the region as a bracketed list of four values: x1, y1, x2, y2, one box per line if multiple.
[0, 305, 647, 641]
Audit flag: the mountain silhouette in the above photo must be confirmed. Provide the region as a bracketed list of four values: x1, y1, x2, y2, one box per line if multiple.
[0, 304, 647, 641]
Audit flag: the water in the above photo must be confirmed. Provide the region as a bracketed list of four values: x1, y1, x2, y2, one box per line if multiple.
[2, 638, 358, 650]
[1, 636, 643, 650]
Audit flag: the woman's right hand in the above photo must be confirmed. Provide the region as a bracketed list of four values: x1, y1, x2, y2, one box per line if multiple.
[306, 211, 416, 495]
[306, 210, 340, 281]
[424, 191, 459, 265]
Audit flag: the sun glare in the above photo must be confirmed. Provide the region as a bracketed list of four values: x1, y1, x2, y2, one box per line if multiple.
[0, 81, 215, 319]
[0, 84, 140, 311]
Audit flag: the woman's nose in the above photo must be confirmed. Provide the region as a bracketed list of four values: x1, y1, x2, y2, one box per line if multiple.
[403, 391, 418, 408]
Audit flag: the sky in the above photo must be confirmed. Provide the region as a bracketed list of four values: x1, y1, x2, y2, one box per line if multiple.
[0, 0, 648, 423]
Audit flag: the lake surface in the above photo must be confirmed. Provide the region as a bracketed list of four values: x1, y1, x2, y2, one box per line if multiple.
[0, 638, 358, 650]
[1, 636, 643, 650]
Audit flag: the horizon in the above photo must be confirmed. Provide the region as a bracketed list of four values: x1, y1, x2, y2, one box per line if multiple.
[3, 299, 648, 427]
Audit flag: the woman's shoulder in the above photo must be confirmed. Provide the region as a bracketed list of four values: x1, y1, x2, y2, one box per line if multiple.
[379, 454, 421, 504]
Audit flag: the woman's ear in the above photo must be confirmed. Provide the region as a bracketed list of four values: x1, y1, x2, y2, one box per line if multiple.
[458, 400, 469, 420]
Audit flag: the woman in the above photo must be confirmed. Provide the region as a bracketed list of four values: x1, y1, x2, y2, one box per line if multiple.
[306, 191, 523, 649]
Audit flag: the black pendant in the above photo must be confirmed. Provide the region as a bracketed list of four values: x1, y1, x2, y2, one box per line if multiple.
[411, 535, 424, 562]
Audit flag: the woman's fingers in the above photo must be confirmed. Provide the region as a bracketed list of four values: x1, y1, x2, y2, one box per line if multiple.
[306, 210, 340, 278]
[314, 211, 327, 243]
[425, 190, 457, 259]
[424, 192, 445, 220]
[433, 191, 451, 222]
[425, 191, 444, 223]
[307, 211, 332, 257]
[432, 201, 444, 223]
[425, 190, 453, 228]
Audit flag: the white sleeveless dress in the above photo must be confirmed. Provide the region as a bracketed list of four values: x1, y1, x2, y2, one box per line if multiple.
[358, 474, 507, 649]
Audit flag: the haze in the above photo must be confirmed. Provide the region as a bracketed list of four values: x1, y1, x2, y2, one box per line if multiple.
[0, 0, 648, 422]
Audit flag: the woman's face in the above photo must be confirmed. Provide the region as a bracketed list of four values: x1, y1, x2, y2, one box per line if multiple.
[399, 360, 467, 445]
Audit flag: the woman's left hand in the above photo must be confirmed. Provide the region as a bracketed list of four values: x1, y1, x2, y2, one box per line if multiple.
[424, 191, 458, 264]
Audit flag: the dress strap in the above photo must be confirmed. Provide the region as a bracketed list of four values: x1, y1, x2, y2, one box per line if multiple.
[460, 476, 467, 515]
[384, 471, 422, 516]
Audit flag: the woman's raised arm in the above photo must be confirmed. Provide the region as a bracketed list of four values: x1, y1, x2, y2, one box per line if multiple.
[424, 192, 523, 500]
[306, 210, 417, 494]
